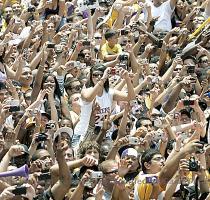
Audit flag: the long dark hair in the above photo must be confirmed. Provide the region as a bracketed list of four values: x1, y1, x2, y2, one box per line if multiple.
[41, 74, 62, 100]
[87, 64, 109, 93]
[0, 45, 6, 63]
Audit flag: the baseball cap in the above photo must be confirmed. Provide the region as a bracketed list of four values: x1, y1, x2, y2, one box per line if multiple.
[53, 127, 74, 141]
[121, 148, 138, 159]
[25, 117, 36, 129]
[19, 144, 29, 154]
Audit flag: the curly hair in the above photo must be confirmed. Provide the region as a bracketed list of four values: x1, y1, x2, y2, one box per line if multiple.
[79, 141, 100, 158]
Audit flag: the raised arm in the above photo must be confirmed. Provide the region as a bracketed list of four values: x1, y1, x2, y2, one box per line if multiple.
[81, 68, 109, 102]
[113, 69, 135, 101]
[50, 139, 71, 200]
[170, 0, 178, 9]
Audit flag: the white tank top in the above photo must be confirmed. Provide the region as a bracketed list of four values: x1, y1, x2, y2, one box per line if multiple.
[74, 88, 114, 139]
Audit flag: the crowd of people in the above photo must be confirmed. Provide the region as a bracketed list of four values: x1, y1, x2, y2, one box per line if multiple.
[0, 0, 209, 199]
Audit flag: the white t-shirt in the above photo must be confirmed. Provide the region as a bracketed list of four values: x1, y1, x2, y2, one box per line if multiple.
[74, 88, 114, 141]
[145, 0, 174, 32]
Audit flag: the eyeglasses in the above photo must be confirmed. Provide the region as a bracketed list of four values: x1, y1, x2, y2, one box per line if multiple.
[200, 59, 208, 64]
[95, 36, 102, 39]
[174, 67, 182, 71]
[104, 169, 118, 175]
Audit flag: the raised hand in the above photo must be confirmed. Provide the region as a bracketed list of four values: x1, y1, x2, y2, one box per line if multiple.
[118, 159, 132, 177]
[82, 155, 98, 167]
[0, 186, 16, 199]
[94, 179, 105, 200]
[102, 112, 112, 131]
[8, 144, 26, 157]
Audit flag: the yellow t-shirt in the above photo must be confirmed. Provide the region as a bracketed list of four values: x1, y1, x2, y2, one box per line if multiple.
[3, 0, 18, 6]
[101, 42, 122, 59]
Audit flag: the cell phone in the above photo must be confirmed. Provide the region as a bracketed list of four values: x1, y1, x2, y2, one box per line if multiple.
[12, 186, 27, 195]
[38, 172, 51, 181]
[90, 171, 103, 179]
[145, 176, 158, 184]
[183, 100, 194, 106]
[128, 136, 139, 145]
[187, 65, 195, 74]
[82, 40, 91, 46]
[47, 43, 55, 48]
[157, 40, 163, 48]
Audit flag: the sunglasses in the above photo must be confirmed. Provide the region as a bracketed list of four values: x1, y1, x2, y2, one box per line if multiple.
[200, 59, 208, 64]
[95, 36, 102, 39]
[104, 169, 118, 175]
[92, 73, 103, 78]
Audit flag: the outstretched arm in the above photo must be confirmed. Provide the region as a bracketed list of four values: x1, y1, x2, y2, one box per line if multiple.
[51, 140, 71, 200]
